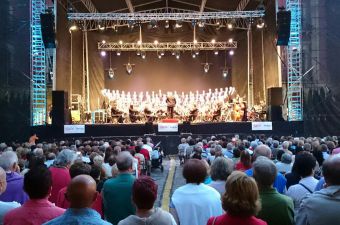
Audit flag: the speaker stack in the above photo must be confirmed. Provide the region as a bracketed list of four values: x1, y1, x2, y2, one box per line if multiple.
[276, 10, 291, 46]
[52, 91, 70, 126]
[40, 12, 56, 48]
[267, 87, 284, 121]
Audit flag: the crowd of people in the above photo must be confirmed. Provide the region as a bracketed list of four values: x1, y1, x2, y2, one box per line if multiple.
[0, 134, 339, 225]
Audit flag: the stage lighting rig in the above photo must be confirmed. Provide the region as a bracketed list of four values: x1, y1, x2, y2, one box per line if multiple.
[222, 69, 229, 78]
[124, 57, 135, 75]
[164, 20, 170, 29]
[100, 51, 106, 57]
[256, 18, 265, 29]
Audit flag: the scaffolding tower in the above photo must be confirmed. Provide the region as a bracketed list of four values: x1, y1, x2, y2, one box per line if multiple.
[286, 0, 303, 121]
[30, 0, 46, 125]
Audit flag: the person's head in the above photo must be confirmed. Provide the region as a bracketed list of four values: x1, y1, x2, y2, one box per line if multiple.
[303, 143, 312, 152]
[24, 166, 52, 199]
[253, 157, 277, 189]
[116, 151, 133, 172]
[322, 154, 340, 186]
[240, 150, 251, 167]
[33, 148, 44, 157]
[226, 143, 233, 150]
[253, 145, 271, 161]
[66, 175, 97, 209]
[276, 150, 285, 161]
[210, 157, 233, 181]
[54, 149, 76, 168]
[294, 152, 316, 178]
[69, 162, 92, 178]
[93, 155, 104, 167]
[281, 153, 292, 164]
[0, 151, 18, 172]
[0, 167, 7, 194]
[272, 140, 279, 148]
[183, 159, 207, 185]
[282, 141, 289, 150]
[181, 138, 187, 144]
[222, 171, 260, 217]
[132, 176, 158, 210]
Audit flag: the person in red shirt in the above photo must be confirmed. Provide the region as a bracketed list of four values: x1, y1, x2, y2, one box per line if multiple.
[139, 147, 150, 161]
[235, 150, 252, 172]
[207, 171, 267, 225]
[56, 162, 103, 218]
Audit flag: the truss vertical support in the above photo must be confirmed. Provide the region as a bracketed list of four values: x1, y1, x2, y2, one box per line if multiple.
[30, 0, 46, 125]
[84, 30, 90, 112]
[247, 25, 254, 107]
[287, 0, 303, 121]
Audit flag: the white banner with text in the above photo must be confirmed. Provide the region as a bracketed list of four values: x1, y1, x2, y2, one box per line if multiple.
[251, 122, 273, 131]
[158, 123, 179, 132]
[64, 125, 85, 134]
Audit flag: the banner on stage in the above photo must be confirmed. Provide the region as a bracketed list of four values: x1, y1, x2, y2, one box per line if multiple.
[64, 125, 85, 134]
[158, 123, 178, 132]
[251, 122, 273, 131]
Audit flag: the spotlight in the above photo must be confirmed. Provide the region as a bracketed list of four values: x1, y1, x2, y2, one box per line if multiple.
[165, 20, 170, 29]
[229, 50, 235, 56]
[193, 39, 198, 44]
[171, 51, 176, 56]
[154, 40, 159, 45]
[98, 24, 105, 31]
[175, 21, 183, 28]
[160, 51, 165, 56]
[192, 53, 196, 58]
[137, 40, 142, 45]
[177, 40, 181, 45]
[203, 63, 210, 73]
[150, 20, 158, 29]
[227, 23, 233, 30]
[198, 20, 205, 28]
[119, 40, 123, 45]
[195, 50, 199, 55]
[227, 19, 235, 30]
[108, 68, 115, 79]
[157, 51, 162, 59]
[222, 69, 228, 78]
[215, 20, 221, 26]
[141, 51, 146, 59]
[126, 63, 133, 75]
[211, 39, 216, 44]
[175, 52, 180, 59]
[128, 21, 135, 29]
[228, 38, 233, 43]
[100, 51, 106, 57]
[69, 21, 78, 31]
[214, 51, 219, 55]
[101, 40, 106, 44]
[256, 18, 265, 29]
[136, 50, 141, 56]
[116, 51, 121, 56]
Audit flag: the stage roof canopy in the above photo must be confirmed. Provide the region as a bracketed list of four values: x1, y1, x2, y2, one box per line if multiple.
[70, 0, 266, 13]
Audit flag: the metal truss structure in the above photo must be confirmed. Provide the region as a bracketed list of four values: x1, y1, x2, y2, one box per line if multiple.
[98, 41, 237, 52]
[30, 0, 46, 125]
[286, 0, 303, 121]
[68, 8, 265, 30]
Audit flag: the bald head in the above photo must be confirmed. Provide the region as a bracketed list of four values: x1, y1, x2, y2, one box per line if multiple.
[0, 167, 7, 194]
[323, 154, 340, 186]
[66, 175, 97, 208]
[254, 145, 271, 160]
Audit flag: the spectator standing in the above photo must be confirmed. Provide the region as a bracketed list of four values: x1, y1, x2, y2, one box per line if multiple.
[275, 153, 293, 174]
[208, 157, 233, 195]
[235, 150, 252, 171]
[4, 166, 65, 225]
[253, 157, 294, 225]
[103, 152, 136, 225]
[0, 151, 28, 204]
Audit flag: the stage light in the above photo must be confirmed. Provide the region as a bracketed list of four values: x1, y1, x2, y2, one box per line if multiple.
[119, 40, 123, 45]
[192, 53, 196, 58]
[198, 20, 205, 28]
[69, 21, 78, 31]
[150, 20, 158, 29]
[256, 18, 265, 29]
[126, 63, 133, 75]
[222, 69, 228, 78]
[154, 40, 159, 45]
[100, 51, 106, 57]
[157, 51, 162, 59]
[214, 51, 219, 55]
[175, 52, 180, 59]
[98, 24, 105, 31]
[211, 39, 216, 44]
[116, 51, 121, 56]
[175, 21, 183, 28]
[229, 50, 235, 56]
[101, 40, 106, 44]
[177, 41, 181, 45]
[193, 39, 198, 44]
[195, 50, 200, 55]
[203, 63, 210, 73]
[171, 51, 176, 56]
[228, 38, 233, 43]
[141, 51, 146, 59]
[215, 20, 220, 26]
[160, 51, 165, 56]
[165, 20, 170, 29]
[227, 23, 233, 30]
[137, 40, 142, 45]
[108, 68, 115, 79]
[136, 50, 141, 56]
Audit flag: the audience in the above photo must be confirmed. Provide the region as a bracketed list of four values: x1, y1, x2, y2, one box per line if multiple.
[118, 176, 176, 225]
[0, 167, 20, 224]
[43, 175, 111, 225]
[286, 152, 318, 212]
[296, 154, 340, 225]
[208, 157, 233, 195]
[4, 166, 65, 225]
[170, 159, 222, 225]
[253, 157, 294, 225]
[207, 171, 267, 225]
[235, 150, 252, 171]
[275, 153, 293, 174]
[0, 151, 28, 204]
[103, 151, 136, 225]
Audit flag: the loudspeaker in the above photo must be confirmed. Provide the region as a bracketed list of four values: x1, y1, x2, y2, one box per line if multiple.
[52, 91, 70, 125]
[276, 10, 291, 46]
[144, 122, 155, 134]
[268, 87, 283, 106]
[40, 13, 56, 48]
[268, 105, 284, 121]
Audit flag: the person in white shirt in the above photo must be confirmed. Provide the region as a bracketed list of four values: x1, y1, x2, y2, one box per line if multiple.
[170, 159, 222, 225]
[286, 152, 318, 212]
[0, 167, 20, 224]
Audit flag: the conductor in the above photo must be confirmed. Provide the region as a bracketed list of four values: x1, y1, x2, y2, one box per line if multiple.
[166, 92, 176, 119]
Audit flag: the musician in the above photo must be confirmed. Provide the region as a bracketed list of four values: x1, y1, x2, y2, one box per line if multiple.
[166, 92, 176, 119]
[212, 103, 222, 121]
[129, 104, 139, 123]
[242, 102, 248, 121]
[188, 104, 199, 122]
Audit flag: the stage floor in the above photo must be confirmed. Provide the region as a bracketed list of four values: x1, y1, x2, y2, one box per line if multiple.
[32, 121, 304, 140]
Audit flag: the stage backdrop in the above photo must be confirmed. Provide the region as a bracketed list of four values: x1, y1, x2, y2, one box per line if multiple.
[56, 1, 279, 110]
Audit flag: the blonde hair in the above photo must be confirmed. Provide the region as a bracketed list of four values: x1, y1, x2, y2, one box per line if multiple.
[222, 171, 261, 217]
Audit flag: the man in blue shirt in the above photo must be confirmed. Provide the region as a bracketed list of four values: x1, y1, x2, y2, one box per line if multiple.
[44, 175, 111, 225]
[245, 145, 287, 194]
